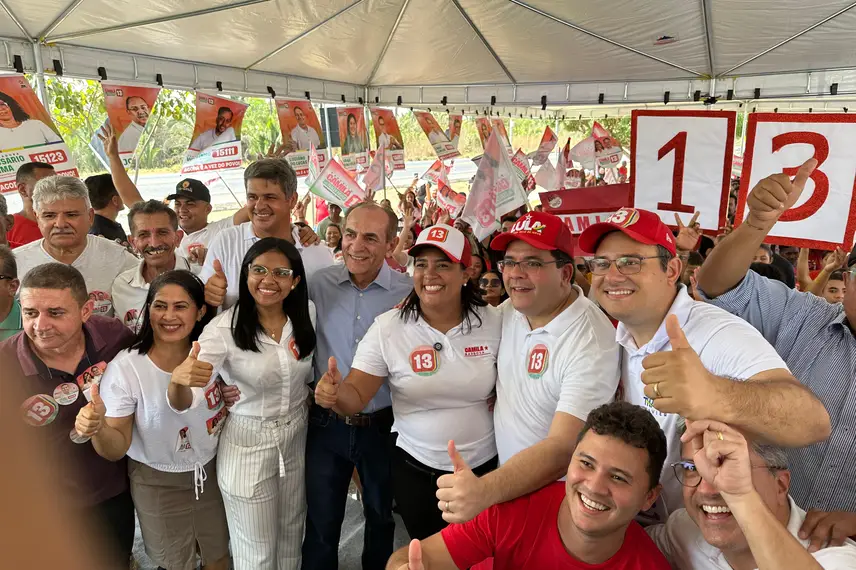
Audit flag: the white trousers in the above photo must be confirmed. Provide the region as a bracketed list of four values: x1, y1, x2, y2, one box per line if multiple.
[217, 406, 308, 570]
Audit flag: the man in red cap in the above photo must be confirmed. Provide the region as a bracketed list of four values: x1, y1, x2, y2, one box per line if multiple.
[578, 207, 830, 522]
[435, 211, 620, 524]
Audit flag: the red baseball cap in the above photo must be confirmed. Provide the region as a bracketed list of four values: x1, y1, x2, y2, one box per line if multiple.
[490, 211, 575, 256]
[578, 207, 677, 256]
[409, 224, 473, 267]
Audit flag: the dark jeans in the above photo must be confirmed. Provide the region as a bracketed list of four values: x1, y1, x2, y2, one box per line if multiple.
[391, 442, 498, 541]
[302, 404, 395, 570]
[82, 489, 135, 568]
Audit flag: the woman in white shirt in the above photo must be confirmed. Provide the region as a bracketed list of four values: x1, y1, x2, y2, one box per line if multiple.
[89, 270, 230, 570]
[315, 224, 500, 540]
[0, 91, 62, 149]
[175, 237, 316, 570]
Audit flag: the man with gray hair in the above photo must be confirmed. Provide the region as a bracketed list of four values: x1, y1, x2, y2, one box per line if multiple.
[0, 245, 21, 340]
[200, 158, 332, 309]
[647, 419, 856, 569]
[13, 176, 138, 317]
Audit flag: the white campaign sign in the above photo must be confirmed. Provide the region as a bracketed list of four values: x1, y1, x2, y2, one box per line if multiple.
[631, 110, 735, 231]
[736, 114, 856, 249]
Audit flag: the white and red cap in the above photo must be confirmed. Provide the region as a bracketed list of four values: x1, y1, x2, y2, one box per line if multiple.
[409, 223, 472, 267]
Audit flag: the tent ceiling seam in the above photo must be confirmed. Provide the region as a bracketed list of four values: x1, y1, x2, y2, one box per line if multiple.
[507, 0, 706, 78]
[450, 0, 517, 84]
[718, 0, 856, 76]
[0, 0, 32, 40]
[366, 0, 411, 86]
[700, 0, 716, 77]
[39, 0, 87, 41]
[245, 0, 366, 71]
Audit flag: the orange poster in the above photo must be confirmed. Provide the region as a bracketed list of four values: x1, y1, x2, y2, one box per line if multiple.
[369, 107, 405, 170]
[447, 114, 462, 150]
[101, 82, 160, 168]
[337, 107, 369, 171]
[275, 98, 329, 177]
[414, 111, 459, 161]
[182, 92, 248, 174]
[475, 117, 492, 149]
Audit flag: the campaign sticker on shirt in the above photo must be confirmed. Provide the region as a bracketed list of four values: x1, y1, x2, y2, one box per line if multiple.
[206, 407, 228, 435]
[527, 344, 549, 378]
[123, 309, 140, 331]
[76, 361, 107, 401]
[409, 345, 439, 376]
[204, 383, 223, 410]
[88, 290, 114, 316]
[288, 338, 300, 360]
[69, 427, 91, 444]
[20, 394, 60, 427]
[52, 382, 80, 406]
[463, 345, 491, 358]
[176, 427, 193, 452]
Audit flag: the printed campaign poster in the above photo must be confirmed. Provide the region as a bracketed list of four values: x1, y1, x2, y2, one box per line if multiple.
[446, 114, 462, 149]
[276, 98, 329, 177]
[369, 108, 405, 170]
[182, 92, 247, 174]
[491, 118, 513, 154]
[100, 82, 160, 168]
[530, 126, 558, 166]
[421, 159, 450, 187]
[338, 107, 369, 171]
[475, 117, 492, 149]
[0, 75, 77, 194]
[361, 141, 388, 194]
[593, 121, 623, 168]
[308, 157, 367, 209]
[414, 111, 459, 161]
[436, 179, 466, 218]
[511, 149, 536, 192]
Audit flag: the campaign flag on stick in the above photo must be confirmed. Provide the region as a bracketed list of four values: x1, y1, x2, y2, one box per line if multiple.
[535, 160, 558, 190]
[362, 141, 387, 193]
[182, 92, 247, 174]
[0, 75, 77, 193]
[308, 141, 321, 184]
[436, 179, 466, 218]
[96, 82, 160, 169]
[276, 98, 328, 177]
[511, 149, 536, 192]
[338, 107, 370, 171]
[491, 118, 514, 155]
[593, 121, 623, 168]
[570, 136, 596, 170]
[421, 159, 450, 187]
[461, 126, 527, 241]
[369, 108, 405, 170]
[529, 126, 558, 166]
[308, 157, 367, 209]
[556, 139, 570, 190]
[447, 114, 463, 149]
[414, 111, 459, 160]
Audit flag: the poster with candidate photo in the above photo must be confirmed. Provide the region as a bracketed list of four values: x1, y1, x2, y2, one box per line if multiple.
[182, 92, 248, 174]
[447, 114, 462, 150]
[414, 111, 459, 161]
[593, 121, 623, 168]
[369, 108, 405, 170]
[475, 117, 492, 150]
[337, 107, 369, 171]
[0, 74, 76, 194]
[491, 118, 513, 155]
[100, 82, 160, 168]
[275, 98, 329, 177]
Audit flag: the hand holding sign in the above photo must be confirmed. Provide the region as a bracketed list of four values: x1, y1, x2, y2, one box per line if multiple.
[314, 357, 341, 409]
[435, 440, 490, 524]
[171, 342, 214, 388]
[745, 158, 818, 232]
[641, 315, 726, 419]
[205, 259, 228, 307]
[74, 383, 106, 438]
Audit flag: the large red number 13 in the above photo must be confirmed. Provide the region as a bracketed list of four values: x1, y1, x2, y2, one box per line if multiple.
[772, 132, 829, 222]
[656, 131, 694, 214]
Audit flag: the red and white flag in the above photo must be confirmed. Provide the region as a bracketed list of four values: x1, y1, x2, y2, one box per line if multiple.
[556, 139, 570, 190]
[308, 157, 367, 209]
[421, 159, 450, 187]
[592, 121, 623, 168]
[535, 160, 558, 190]
[570, 136, 596, 169]
[511, 149, 536, 192]
[308, 141, 321, 184]
[362, 141, 387, 193]
[435, 179, 466, 218]
[529, 126, 558, 166]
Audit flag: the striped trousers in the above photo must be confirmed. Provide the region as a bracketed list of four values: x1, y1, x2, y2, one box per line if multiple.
[217, 406, 308, 570]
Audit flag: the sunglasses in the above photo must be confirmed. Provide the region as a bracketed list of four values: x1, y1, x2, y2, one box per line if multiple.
[479, 278, 501, 287]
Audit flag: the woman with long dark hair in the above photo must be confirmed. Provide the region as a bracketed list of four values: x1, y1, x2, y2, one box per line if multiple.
[0, 90, 62, 148]
[342, 112, 366, 154]
[172, 237, 316, 569]
[479, 269, 507, 307]
[90, 270, 230, 570]
[315, 224, 500, 540]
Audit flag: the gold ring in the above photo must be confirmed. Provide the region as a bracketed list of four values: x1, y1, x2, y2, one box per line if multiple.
[653, 382, 661, 398]
[717, 431, 724, 441]
[445, 501, 451, 512]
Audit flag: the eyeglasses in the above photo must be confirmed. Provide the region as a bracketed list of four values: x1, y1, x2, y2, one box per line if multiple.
[497, 259, 563, 274]
[0, 275, 13, 281]
[479, 278, 501, 287]
[587, 256, 666, 276]
[671, 460, 786, 488]
[248, 265, 294, 279]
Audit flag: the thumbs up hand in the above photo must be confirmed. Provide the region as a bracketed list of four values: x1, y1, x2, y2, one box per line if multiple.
[746, 157, 817, 231]
[171, 341, 214, 388]
[74, 383, 107, 438]
[205, 259, 228, 307]
[435, 440, 489, 524]
[314, 357, 342, 409]
[641, 314, 725, 418]
[394, 539, 425, 570]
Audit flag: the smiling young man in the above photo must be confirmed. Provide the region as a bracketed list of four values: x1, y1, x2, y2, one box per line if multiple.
[200, 158, 333, 309]
[111, 200, 191, 332]
[386, 402, 671, 570]
[435, 211, 620, 525]
[578, 207, 830, 522]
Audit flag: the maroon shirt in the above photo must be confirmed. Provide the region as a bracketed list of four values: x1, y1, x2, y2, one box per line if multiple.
[0, 316, 134, 507]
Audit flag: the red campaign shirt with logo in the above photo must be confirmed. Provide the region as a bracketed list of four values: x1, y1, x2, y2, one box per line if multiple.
[441, 482, 671, 570]
[6, 213, 42, 248]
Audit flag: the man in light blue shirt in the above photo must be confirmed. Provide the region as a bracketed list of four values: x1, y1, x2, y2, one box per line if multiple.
[303, 202, 412, 570]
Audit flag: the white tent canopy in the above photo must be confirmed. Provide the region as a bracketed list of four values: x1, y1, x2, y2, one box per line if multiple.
[3, 0, 856, 115]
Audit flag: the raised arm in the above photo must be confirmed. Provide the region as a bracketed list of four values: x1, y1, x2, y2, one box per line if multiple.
[74, 384, 134, 462]
[807, 248, 846, 297]
[98, 123, 144, 207]
[796, 248, 814, 291]
[697, 159, 817, 297]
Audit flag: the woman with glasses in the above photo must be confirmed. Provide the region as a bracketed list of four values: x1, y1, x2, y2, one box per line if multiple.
[314, 224, 500, 540]
[479, 270, 506, 307]
[172, 237, 316, 570]
[92, 270, 230, 570]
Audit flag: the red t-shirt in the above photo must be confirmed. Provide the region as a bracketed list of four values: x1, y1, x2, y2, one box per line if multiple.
[441, 483, 670, 570]
[7, 213, 42, 249]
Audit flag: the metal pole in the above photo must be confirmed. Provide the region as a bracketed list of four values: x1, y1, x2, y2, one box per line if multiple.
[32, 42, 49, 106]
[509, 117, 515, 147]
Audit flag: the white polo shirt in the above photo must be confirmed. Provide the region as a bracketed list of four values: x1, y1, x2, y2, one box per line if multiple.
[619, 286, 789, 521]
[177, 216, 235, 273]
[101, 348, 225, 472]
[111, 255, 193, 332]
[647, 496, 856, 569]
[493, 287, 621, 464]
[351, 305, 501, 470]
[15, 235, 139, 317]
[198, 222, 334, 309]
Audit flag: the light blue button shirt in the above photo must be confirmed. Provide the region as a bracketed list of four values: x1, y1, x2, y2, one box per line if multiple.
[308, 262, 413, 413]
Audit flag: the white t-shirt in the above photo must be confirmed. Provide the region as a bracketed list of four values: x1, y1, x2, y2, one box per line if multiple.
[190, 127, 236, 152]
[199, 222, 334, 310]
[111, 255, 193, 332]
[117, 121, 145, 154]
[177, 216, 235, 272]
[647, 496, 856, 569]
[194, 304, 316, 418]
[0, 119, 60, 149]
[351, 305, 501, 470]
[428, 130, 446, 145]
[493, 288, 621, 464]
[100, 349, 225, 472]
[618, 286, 789, 522]
[290, 125, 321, 151]
[15, 235, 140, 317]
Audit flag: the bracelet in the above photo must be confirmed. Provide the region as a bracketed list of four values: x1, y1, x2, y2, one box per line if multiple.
[742, 219, 768, 232]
